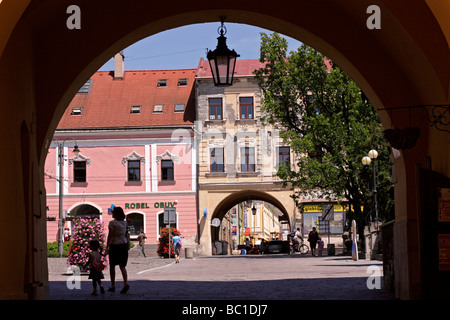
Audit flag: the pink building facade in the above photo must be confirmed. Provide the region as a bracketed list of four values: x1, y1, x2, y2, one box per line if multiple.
[45, 55, 198, 244]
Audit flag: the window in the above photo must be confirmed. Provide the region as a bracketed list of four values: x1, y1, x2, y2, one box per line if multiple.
[239, 97, 254, 119]
[161, 160, 174, 181]
[73, 161, 86, 183]
[210, 148, 224, 172]
[130, 105, 141, 114]
[174, 104, 185, 112]
[159, 211, 177, 231]
[157, 79, 168, 87]
[240, 147, 255, 172]
[177, 78, 188, 86]
[127, 160, 141, 182]
[71, 108, 82, 116]
[78, 79, 92, 93]
[208, 98, 223, 120]
[278, 147, 290, 167]
[153, 104, 164, 113]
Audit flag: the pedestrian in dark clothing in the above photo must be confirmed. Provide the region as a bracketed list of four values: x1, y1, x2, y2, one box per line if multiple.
[308, 227, 319, 256]
[244, 238, 252, 254]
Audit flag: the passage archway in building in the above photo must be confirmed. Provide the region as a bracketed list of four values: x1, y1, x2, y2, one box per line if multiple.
[1, 0, 449, 300]
[210, 190, 291, 242]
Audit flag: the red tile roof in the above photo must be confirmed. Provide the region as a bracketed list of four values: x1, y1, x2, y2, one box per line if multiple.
[196, 58, 266, 79]
[58, 69, 196, 130]
[195, 57, 332, 79]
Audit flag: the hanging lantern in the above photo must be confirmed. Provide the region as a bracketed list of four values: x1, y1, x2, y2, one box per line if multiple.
[207, 17, 240, 86]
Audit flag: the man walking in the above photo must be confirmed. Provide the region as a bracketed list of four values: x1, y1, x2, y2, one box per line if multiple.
[137, 227, 147, 258]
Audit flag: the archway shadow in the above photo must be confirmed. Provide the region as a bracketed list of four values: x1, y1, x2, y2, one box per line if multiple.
[48, 277, 395, 300]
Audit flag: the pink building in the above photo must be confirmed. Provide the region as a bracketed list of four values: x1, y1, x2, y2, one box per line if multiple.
[45, 54, 198, 244]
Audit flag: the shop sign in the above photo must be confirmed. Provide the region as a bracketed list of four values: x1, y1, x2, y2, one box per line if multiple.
[125, 202, 150, 209]
[303, 204, 353, 213]
[124, 201, 177, 210]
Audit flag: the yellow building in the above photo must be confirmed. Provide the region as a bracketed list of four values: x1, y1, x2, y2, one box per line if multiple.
[195, 58, 300, 255]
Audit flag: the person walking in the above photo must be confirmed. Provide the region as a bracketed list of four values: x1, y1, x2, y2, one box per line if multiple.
[106, 206, 130, 294]
[259, 239, 266, 255]
[244, 238, 252, 254]
[87, 240, 105, 295]
[308, 227, 319, 256]
[317, 237, 324, 256]
[172, 231, 183, 263]
[137, 228, 147, 258]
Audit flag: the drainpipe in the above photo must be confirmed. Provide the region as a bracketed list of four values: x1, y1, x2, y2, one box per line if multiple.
[194, 80, 201, 245]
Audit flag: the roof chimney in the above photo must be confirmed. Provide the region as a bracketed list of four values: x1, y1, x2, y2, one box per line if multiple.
[114, 52, 124, 79]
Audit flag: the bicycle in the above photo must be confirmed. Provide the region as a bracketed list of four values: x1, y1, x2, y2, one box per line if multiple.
[289, 239, 309, 255]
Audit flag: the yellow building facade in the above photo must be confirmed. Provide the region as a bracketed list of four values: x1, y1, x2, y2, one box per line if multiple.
[195, 58, 300, 255]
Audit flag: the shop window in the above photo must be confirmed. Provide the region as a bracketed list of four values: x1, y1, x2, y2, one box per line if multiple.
[127, 160, 141, 182]
[208, 98, 223, 120]
[126, 213, 144, 236]
[73, 161, 87, 183]
[161, 160, 174, 181]
[158, 211, 177, 232]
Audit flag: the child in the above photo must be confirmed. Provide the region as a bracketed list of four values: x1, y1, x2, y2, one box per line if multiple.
[317, 237, 324, 256]
[87, 240, 105, 295]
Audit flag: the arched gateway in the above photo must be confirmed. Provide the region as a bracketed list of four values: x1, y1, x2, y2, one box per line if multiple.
[0, 0, 449, 300]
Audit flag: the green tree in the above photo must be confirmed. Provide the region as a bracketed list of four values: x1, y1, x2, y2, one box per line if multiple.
[254, 32, 393, 230]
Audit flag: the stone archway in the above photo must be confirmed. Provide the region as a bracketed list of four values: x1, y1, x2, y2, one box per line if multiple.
[210, 191, 290, 245]
[68, 203, 101, 219]
[199, 188, 296, 255]
[0, 0, 449, 300]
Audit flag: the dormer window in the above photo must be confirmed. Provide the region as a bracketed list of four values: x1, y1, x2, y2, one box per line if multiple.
[153, 104, 164, 113]
[130, 105, 141, 114]
[71, 108, 83, 116]
[174, 104, 185, 112]
[157, 79, 168, 87]
[78, 79, 92, 93]
[177, 78, 188, 86]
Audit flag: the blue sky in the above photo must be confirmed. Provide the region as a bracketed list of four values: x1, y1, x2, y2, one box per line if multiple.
[99, 23, 302, 71]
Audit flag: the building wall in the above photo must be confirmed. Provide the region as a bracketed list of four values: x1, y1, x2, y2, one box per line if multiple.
[44, 130, 197, 244]
[196, 70, 300, 255]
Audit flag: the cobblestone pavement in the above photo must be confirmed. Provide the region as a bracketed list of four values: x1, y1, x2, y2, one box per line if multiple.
[47, 252, 395, 301]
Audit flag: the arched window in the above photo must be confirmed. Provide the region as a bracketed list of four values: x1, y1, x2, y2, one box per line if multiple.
[126, 212, 145, 236]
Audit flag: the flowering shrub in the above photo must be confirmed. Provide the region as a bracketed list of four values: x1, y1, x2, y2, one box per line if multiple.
[67, 217, 107, 270]
[157, 226, 181, 258]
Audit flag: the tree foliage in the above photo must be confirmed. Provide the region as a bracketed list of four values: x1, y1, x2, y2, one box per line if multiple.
[254, 32, 394, 228]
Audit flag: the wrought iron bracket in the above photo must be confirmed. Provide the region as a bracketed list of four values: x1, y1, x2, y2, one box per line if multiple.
[378, 104, 450, 134]
[377, 104, 449, 150]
